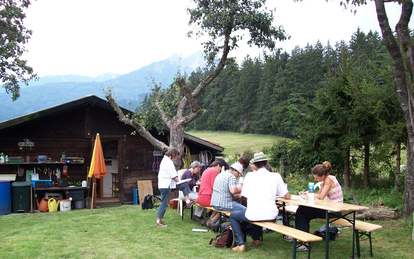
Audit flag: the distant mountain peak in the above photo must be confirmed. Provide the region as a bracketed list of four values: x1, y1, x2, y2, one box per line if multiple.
[1, 51, 206, 122]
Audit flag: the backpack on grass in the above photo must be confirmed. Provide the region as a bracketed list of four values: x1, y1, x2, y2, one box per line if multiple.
[142, 194, 154, 210]
[209, 225, 235, 248]
[314, 225, 339, 241]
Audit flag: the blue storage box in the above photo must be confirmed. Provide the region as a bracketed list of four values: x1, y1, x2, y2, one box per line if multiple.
[32, 180, 52, 188]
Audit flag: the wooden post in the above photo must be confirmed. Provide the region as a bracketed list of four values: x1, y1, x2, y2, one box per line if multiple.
[90, 180, 95, 215]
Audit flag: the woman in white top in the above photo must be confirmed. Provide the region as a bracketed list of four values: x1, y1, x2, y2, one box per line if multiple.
[156, 148, 195, 227]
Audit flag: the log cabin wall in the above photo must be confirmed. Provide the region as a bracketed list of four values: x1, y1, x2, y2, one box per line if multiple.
[0, 102, 162, 203]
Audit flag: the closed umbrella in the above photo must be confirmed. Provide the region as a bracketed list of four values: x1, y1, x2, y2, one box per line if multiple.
[88, 133, 107, 214]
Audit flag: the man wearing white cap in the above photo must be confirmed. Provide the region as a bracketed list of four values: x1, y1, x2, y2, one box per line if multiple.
[230, 152, 291, 253]
[211, 162, 245, 212]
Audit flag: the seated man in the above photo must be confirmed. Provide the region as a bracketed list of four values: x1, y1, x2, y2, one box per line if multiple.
[211, 162, 245, 212]
[208, 162, 245, 230]
[229, 152, 291, 252]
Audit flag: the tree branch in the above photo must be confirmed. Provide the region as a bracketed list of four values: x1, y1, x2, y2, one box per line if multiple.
[105, 93, 169, 152]
[154, 99, 172, 128]
[192, 31, 232, 99]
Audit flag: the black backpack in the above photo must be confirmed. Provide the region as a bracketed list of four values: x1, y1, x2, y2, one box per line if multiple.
[142, 194, 154, 210]
[209, 226, 235, 248]
[314, 225, 339, 241]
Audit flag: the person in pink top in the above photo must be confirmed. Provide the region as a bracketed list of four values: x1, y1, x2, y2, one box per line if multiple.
[286, 161, 343, 251]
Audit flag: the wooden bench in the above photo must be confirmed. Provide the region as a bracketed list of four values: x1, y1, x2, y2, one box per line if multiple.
[252, 221, 322, 259]
[193, 203, 322, 259]
[316, 218, 382, 257]
[190, 203, 231, 232]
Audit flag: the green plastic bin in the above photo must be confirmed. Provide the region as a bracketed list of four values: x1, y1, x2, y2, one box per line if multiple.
[11, 181, 31, 213]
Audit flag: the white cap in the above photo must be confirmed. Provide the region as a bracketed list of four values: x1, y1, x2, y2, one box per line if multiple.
[230, 162, 243, 175]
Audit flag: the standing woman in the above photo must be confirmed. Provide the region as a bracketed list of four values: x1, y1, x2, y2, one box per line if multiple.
[287, 161, 343, 250]
[156, 148, 195, 227]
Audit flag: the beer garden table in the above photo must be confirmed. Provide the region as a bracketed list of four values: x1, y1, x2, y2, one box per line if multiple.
[277, 196, 369, 259]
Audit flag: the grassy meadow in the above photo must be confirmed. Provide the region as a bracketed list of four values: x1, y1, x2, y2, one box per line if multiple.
[1, 202, 412, 259]
[1, 131, 412, 258]
[186, 130, 281, 158]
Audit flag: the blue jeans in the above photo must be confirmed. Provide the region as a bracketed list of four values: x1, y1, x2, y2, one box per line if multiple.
[213, 201, 246, 212]
[156, 183, 192, 219]
[230, 207, 265, 246]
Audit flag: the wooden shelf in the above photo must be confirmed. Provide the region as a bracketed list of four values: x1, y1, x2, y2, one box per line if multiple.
[0, 162, 84, 166]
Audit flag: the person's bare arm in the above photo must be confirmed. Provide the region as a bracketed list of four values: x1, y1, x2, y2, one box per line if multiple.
[315, 178, 332, 200]
[283, 192, 291, 199]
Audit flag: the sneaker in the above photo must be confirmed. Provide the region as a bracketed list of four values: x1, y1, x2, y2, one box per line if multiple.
[155, 220, 168, 227]
[206, 220, 220, 232]
[250, 240, 262, 246]
[284, 236, 294, 242]
[185, 199, 196, 208]
[200, 219, 207, 226]
[296, 244, 309, 251]
[206, 220, 216, 230]
[212, 220, 220, 232]
[232, 245, 246, 252]
[192, 215, 203, 222]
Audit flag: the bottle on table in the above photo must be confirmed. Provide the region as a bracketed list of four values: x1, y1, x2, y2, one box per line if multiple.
[308, 182, 315, 200]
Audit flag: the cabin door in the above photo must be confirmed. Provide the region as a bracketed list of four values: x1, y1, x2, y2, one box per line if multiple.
[100, 139, 120, 198]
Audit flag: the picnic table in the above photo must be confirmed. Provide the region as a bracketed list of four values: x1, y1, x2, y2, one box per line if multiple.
[277, 196, 369, 259]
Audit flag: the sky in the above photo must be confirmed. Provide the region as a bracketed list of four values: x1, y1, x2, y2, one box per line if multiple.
[21, 0, 413, 78]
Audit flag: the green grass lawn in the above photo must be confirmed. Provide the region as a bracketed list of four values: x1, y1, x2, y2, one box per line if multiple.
[186, 130, 281, 158]
[1, 203, 412, 259]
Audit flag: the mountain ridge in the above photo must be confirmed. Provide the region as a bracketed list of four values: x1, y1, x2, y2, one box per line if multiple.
[0, 51, 205, 122]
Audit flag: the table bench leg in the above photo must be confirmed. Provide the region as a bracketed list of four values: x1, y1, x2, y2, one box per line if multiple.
[292, 239, 297, 259]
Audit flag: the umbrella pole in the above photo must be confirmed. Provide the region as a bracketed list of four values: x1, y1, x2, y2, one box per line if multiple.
[90, 179, 95, 214]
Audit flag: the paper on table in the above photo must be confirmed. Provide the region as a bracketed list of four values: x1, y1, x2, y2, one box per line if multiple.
[177, 178, 191, 184]
[290, 195, 304, 200]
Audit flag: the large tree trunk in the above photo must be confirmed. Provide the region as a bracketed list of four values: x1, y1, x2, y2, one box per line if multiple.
[344, 149, 350, 189]
[364, 143, 369, 188]
[404, 140, 414, 216]
[374, 0, 414, 218]
[168, 123, 186, 169]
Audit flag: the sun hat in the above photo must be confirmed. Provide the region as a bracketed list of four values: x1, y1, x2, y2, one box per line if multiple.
[250, 152, 271, 163]
[230, 162, 243, 175]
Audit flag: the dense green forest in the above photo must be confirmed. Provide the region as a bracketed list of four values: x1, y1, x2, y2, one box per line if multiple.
[139, 28, 409, 191]
[182, 28, 407, 190]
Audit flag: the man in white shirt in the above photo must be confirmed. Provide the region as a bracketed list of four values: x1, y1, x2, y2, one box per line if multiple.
[229, 152, 291, 252]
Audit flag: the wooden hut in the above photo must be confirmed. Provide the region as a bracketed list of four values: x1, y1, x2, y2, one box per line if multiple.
[0, 95, 224, 205]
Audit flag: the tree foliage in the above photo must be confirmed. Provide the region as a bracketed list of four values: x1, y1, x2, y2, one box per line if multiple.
[0, 0, 37, 101]
[106, 0, 288, 167]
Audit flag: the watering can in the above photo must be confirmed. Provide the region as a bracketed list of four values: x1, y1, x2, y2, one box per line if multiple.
[48, 198, 59, 212]
[36, 197, 49, 212]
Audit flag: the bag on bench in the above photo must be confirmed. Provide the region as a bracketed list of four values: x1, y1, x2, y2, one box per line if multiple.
[314, 225, 339, 241]
[209, 226, 235, 248]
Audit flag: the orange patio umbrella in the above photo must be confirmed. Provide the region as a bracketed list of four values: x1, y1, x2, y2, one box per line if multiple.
[88, 133, 107, 213]
[88, 133, 107, 179]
